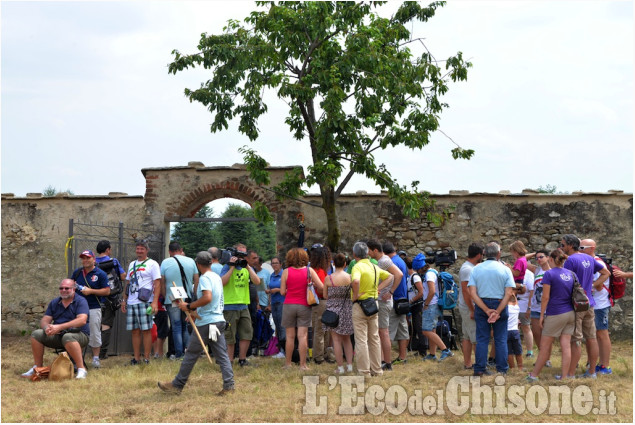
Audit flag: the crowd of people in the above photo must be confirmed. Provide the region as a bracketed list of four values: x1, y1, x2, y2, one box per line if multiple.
[21, 233, 628, 391]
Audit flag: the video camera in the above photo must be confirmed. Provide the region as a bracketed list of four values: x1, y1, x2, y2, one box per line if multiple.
[432, 249, 457, 268]
[596, 254, 612, 265]
[219, 247, 248, 268]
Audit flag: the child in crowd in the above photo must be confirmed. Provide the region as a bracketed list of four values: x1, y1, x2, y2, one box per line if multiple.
[507, 294, 523, 370]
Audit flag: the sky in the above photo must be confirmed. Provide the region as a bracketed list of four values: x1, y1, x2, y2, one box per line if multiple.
[1, 0, 633, 207]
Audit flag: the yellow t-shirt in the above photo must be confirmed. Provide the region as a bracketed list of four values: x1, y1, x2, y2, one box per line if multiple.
[350, 258, 390, 301]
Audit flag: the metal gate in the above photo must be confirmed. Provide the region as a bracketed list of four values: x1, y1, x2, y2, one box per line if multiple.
[67, 219, 165, 356]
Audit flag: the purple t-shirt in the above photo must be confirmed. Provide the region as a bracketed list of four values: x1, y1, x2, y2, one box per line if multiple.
[541, 267, 575, 316]
[563, 253, 605, 308]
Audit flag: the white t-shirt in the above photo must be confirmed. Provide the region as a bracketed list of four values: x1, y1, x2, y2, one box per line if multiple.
[422, 270, 439, 306]
[591, 256, 611, 310]
[507, 304, 520, 330]
[407, 273, 422, 303]
[126, 258, 161, 305]
[458, 261, 475, 309]
[517, 269, 535, 312]
[530, 267, 546, 313]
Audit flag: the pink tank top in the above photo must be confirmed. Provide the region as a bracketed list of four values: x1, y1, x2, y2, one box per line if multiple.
[284, 267, 309, 306]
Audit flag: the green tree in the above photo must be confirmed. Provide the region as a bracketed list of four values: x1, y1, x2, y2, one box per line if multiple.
[169, 1, 473, 251]
[171, 205, 220, 257]
[536, 185, 570, 194]
[42, 185, 74, 196]
[217, 204, 277, 259]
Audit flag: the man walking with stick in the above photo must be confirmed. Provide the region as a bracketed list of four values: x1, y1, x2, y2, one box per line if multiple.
[158, 251, 234, 395]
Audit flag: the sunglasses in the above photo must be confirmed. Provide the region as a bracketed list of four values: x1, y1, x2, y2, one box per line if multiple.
[579, 246, 592, 250]
[536, 255, 546, 260]
[59, 287, 73, 291]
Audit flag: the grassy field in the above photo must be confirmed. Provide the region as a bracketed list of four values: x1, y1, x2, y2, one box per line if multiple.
[1, 335, 632, 422]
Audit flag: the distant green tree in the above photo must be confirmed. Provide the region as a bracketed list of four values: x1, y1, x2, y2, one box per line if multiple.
[171, 205, 220, 258]
[536, 185, 569, 194]
[217, 204, 276, 260]
[42, 185, 74, 196]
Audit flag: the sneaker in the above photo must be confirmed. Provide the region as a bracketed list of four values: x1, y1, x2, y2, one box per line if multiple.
[555, 374, 575, 380]
[143, 358, 150, 365]
[474, 370, 493, 377]
[597, 366, 612, 375]
[525, 352, 534, 358]
[487, 358, 496, 367]
[130, 359, 139, 366]
[238, 359, 250, 367]
[169, 354, 177, 361]
[464, 365, 473, 370]
[273, 352, 286, 359]
[325, 357, 336, 364]
[158, 381, 182, 394]
[545, 360, 552, 368]
[76, 368, 87, 379]
[346, 364, 354, 373]
[21, 365, 37, 378]
[313, 358, 324, 365]
[217, 388, 235, 396]
[526, 374, 539, 383]
[391, 357, 407, 365]
[335, 366, 345, 374]
[381, 361, 392, 371]
[581, 371, 597, 379]
[439, 349, 454, 361]
[92, 357, 101, 369]
[423, 354, 437, 361]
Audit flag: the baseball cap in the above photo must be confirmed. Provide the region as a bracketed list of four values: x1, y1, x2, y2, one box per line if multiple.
[79, 250, 95, 258]
[412, 253, 426, 270]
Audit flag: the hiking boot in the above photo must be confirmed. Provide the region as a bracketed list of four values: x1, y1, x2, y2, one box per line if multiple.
[423, 354, 437, 361]
[238, 359, 250, 367]
[76, 368, 87, 379]
[217, 387, 235, 396]
[526, 374, 539, 383]
[158, 381, 182, 394]
[391, 357, 407, 366]
[313, 358, 324, 365]
[130, 358, 139, 366]
[21, 365, 37, 378]
[381, 361, 392, 371]
[597, 366, 612, 375]
[439, 349, 454, 361]
[92, 357, 101, 369]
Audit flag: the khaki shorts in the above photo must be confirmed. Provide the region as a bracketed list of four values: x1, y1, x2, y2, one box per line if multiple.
[519, 310, 531, 326]
[542, 311, 576, 338]
[31, 328, 89, 349]
[388, 308, 409, 341]
[378, 299, 392, 329]
[458, 305, 476, 343]
[223, 308, 253, 344]
[281, 303, 312, 329]
[572, 308, 596, 343]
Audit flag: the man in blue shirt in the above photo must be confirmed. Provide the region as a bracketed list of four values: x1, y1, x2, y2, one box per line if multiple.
[71, 250, 110, 369]
[468, 242, 516, 375]
[158, 251, 234, 395]
[22, 279, 90, 379]
[384, 241, 410, 365]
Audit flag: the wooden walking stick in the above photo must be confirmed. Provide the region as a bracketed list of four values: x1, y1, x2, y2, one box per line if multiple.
[171, 281, 214, 366]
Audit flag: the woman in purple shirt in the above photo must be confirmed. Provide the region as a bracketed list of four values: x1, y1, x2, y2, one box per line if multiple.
[527, 249, 576, 382]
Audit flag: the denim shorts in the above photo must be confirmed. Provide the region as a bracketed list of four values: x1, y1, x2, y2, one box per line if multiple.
[530, 310, 541, 319]
[594, 307, 610, 331]
[421, 305, 439, 331]
[507, 329, 522, 355]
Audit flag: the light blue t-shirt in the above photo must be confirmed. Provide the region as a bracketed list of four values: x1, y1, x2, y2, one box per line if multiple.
[256, 268, 271, 307]
[211, 262, 223, 276]
[468, 259, 516, 299]
[160, 255, 198, 304]
[195, 271, 225, 326]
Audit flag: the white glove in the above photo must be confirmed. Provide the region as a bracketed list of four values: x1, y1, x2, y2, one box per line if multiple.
[209, 324, 220, 342]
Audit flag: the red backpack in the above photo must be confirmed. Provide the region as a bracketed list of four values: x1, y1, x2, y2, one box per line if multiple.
[608, 264, 626, 306]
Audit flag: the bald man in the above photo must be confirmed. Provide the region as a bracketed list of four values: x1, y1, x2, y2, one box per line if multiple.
[579, 239, 612, 374]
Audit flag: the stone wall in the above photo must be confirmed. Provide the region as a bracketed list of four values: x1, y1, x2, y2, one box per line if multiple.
[2, 165, 632, 339]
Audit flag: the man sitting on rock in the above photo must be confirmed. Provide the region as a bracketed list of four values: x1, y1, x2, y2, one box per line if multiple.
[21, 278, 90, 379]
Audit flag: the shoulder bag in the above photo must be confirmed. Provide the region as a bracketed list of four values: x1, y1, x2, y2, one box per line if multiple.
[358, 264, 379, 316]
[306, 267, 320, 306]
[321, 275, 350, 328]
[571, 272, 590, 312]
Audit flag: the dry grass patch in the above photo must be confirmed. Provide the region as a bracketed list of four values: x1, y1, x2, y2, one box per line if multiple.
[2, 336, 632, 422]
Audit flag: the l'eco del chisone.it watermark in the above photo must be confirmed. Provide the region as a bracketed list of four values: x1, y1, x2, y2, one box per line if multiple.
[302, 375, 617, 416]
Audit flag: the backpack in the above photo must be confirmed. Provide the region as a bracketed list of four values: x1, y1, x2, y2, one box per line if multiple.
[596, 255, 626, 307]
[431, 270, 459, 310]
[95, 259, 123, 311]
[436, 316, 459, 351]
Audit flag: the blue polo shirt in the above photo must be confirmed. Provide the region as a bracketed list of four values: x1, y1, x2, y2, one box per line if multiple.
[269, 269, 285, 304]
[390, 254, 409, 300]
[45, 295, 90, 335]
[72, 267, 109, 309]
[468, 259, 516, 299]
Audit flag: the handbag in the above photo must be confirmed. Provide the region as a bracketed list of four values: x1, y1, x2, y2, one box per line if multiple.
[321, 277, 350, 328]
[571, 273, 590, 312]
[306, 267, 319, 306]
[138, 287, 153, 303]
[49, 351, 74, 381]
[394, 298, 410, 315]
[264, 336, 280, 356]
[358, 265, 379, 316]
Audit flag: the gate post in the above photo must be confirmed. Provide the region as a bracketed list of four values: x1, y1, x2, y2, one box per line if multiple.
[118, 222, 124, 262]
[67, 218, 74, 278]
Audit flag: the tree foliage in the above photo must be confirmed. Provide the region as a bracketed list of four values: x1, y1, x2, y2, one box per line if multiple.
[171, 203, 277, 260]
[42, 185, 74, 196]
[169, 1, 474, 251]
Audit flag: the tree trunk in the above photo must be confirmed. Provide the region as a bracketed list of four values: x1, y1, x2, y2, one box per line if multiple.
[321, 186, 341, 253]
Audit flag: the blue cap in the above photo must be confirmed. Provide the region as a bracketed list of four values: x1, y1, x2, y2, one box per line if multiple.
[412, 253, 426, 270]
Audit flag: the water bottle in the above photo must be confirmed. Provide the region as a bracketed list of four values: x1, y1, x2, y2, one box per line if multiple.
[146, 306, 153, 315]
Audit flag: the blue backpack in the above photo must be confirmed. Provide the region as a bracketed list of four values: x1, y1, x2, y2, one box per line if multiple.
[431, 270, 459, 310]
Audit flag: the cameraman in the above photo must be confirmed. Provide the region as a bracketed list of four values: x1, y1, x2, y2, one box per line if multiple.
[220, 243, 260, 366]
